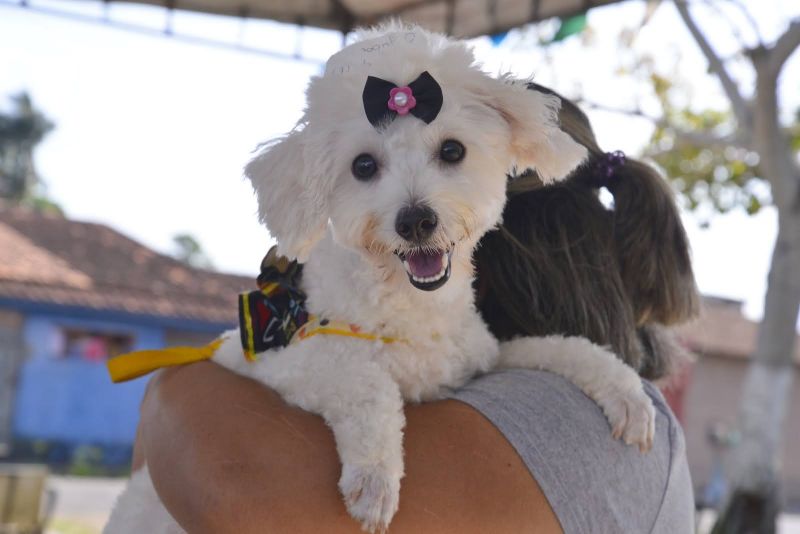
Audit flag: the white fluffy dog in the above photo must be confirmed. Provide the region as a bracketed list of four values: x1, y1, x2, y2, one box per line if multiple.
[105, 24, 654, 533]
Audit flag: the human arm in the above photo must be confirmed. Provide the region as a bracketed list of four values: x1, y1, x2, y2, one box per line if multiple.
[135, 361, 562, 534]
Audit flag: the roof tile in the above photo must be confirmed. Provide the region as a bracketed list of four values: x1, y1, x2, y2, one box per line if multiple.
[0, 209, 254, 325]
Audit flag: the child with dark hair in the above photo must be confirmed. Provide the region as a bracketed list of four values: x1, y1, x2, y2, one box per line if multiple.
[129, 84, 699, 533]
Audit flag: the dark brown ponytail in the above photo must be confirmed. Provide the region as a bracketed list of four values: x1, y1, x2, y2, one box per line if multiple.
[596, 159, 699, 325]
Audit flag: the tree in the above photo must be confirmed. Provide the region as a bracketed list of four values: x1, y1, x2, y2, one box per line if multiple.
[597, 3, 799, 530]
[0, 92, 61, 213]
[660, 5, 798, 532]
[172, 233, 214, 270]
[534, 2, 798, 529]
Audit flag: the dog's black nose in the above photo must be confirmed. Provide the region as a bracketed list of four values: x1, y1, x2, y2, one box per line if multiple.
[395, 205, 438, 242]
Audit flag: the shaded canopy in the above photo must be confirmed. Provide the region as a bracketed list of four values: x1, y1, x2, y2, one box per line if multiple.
[116, 0, 623, 37]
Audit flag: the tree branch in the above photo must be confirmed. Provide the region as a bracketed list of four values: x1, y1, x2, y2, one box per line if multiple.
[579, 99, 744, 148]
[674, 0, 751, 127]
[579, 100, 661, 122]
[769, 19, 800, 77]
[729, 0, 765, 47]
[668, 128, 744, 149]
[700, 0, 751, 51]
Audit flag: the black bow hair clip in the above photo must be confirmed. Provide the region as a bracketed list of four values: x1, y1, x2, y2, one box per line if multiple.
[362, 71, 443, 129]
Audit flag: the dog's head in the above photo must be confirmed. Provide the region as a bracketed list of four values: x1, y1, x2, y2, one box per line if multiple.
[246, 24, 586, 291]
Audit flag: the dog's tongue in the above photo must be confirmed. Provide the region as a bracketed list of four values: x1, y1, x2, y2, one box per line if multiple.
[406, 250, 444, 278]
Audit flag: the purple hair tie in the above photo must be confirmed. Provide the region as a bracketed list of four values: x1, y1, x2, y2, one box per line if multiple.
[589, 150, 626, 188]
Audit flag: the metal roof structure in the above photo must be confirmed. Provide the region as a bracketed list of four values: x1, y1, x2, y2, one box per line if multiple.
[113, 0, 623, 37]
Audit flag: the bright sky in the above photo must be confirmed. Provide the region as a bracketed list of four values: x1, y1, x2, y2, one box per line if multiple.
[1, 0, 798, 321]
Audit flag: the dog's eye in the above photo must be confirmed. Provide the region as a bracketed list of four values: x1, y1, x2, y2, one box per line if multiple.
[439, 140, 465, 163]
[352, 154, 378, 181]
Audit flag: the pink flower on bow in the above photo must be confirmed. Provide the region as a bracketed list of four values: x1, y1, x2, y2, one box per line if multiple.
[387, 86, 417, 115]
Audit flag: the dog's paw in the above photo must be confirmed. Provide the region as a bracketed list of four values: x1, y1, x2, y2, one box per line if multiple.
[600, 387, 656, 453]
[339, 463, 400, 533]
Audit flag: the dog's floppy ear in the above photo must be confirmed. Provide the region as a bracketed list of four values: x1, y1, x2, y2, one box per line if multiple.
[245, 127, 330, 262]
[477, 76, 587, 182]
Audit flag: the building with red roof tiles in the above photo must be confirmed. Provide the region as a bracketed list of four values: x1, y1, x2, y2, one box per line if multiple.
[674, 297, 800, 508]
[0, 209, 253, 465]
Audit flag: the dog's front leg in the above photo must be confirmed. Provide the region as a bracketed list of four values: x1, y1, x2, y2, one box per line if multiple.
[498, 335, 655, 452]
[244, 341, 405, 533]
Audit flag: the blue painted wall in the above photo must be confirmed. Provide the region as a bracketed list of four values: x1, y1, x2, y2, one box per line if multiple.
[12, 312, 161, 446]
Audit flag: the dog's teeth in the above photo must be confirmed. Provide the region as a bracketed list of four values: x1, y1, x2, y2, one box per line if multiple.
[410, 267, 448, 284]
[402, 251, 452, 285]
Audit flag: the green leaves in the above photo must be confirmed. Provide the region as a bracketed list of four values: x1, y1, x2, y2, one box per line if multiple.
[647, 114, 771, 217]
[172, 233, 214, 269]
[630, 42, 800, 220]
[641, 75, 799, 220]
[0, 92, 55, 205]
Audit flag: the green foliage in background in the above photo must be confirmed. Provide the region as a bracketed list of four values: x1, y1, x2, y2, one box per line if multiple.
[0, 91, 62, 214]
[172, 233, 215, 270]
[533, 1, 799, 227]
[643, 71, 792, 219]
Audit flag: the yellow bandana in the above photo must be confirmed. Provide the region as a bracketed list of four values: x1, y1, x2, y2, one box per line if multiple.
[293, 316, 405, 345]
[106, 247, 406, 384]
[106, 319, 405, 384]
[106, 338, 224, 384]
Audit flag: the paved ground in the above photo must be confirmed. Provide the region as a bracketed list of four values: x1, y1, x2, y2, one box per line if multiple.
[37, 476, 800, 534]
[45, 476, 126, 534]
[696, 509, 800, 533]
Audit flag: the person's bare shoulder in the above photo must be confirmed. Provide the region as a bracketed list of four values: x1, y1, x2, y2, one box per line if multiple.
[141, 361, 562, 534]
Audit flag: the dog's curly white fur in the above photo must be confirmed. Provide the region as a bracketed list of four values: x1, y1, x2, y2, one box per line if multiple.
[105, 24, 654, 533]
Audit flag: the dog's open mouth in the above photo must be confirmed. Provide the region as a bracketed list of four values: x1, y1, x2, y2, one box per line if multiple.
[396, 248, 452, 291]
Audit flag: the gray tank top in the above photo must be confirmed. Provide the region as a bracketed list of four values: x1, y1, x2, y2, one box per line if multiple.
[449, 369, 694, 534]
